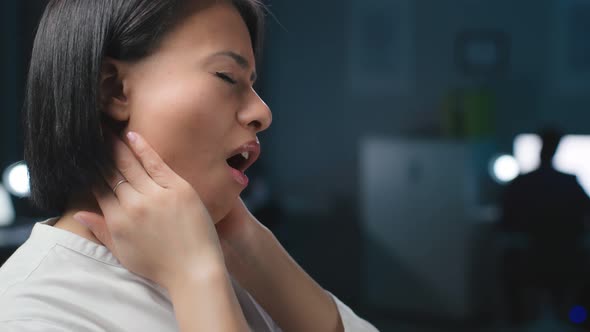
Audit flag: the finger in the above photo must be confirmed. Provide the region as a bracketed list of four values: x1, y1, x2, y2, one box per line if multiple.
[92, 181, 121, 221]
[112, 135, 158, 194]
[72, 211, 117, 256]
[103, 171, 135, 202]
[126, 131, 178, 188]
[91, 182, 132, 243]
[97, 140, 136, 201]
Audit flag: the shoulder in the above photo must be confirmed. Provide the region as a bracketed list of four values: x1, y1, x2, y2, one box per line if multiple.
[0, 235, 55, 297]
[552, 171, 582, 188]
[0, 241, 176, 331]
[0, 222, 179, 331]
[0, 239, 60, 324]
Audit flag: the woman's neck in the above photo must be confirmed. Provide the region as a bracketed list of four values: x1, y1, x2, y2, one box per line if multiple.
[53, 192, 104, 245]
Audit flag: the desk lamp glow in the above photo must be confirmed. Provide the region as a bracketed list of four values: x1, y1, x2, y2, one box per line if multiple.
[0, 161, 30, 227]
[490, 154, 520, 184]
[3, 161, 31, 198]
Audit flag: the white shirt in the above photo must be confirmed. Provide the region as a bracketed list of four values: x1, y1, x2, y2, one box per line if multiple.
[0, 219, 378, 331]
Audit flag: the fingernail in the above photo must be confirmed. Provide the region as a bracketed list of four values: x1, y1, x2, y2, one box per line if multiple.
[127, 131, 138, 143]
[73, 214, 89, 227]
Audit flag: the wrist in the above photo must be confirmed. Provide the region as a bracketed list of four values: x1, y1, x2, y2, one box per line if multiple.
[219, 220, 273, 283]
[164, 257, 228, 296]
[226, 218, 269, 254]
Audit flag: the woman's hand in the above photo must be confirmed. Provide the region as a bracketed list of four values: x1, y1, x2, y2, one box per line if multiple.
[216, 198, 261, 246]
[215, 198, 266, 282]
[73, 131, 224, 290]
[214, 199, 346, 332]
[73, 131, 249, 332]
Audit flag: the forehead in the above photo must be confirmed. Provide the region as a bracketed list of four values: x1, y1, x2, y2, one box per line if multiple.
[156, 2, 255, 63]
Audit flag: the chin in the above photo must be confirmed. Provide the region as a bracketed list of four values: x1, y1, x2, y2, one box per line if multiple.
[188, 171, 242, 224]
[205, 194, 239, 225]
[210, 206, 232, 225]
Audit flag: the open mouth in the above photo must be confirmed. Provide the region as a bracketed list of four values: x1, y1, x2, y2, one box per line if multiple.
[226, 151, 251, 172]
[226, 140, 260, 174]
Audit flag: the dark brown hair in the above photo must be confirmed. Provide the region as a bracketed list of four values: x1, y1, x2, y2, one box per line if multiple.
[24, 0, 265, 213]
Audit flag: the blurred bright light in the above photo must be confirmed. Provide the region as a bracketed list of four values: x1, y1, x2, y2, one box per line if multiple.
[514, 134, 590, 196]
[2, 161, 30, 197]
[514, 134, 542, 173]
[491, 155, 520, 184]
[0, 184, 15, 226]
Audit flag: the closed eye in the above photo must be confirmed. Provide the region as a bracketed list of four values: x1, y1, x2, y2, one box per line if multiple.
[215, 72, 237, 85]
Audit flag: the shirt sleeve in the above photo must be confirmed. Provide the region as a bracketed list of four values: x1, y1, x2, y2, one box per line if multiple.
[0, 320, 66, 332]
[328, 292, 380, 332]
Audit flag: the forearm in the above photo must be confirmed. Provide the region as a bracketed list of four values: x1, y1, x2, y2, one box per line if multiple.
[222, 225, 342, 332]
[167, 262, 249, 332]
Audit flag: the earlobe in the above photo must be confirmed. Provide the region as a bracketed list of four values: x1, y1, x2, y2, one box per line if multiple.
[100, 58, 130, 122]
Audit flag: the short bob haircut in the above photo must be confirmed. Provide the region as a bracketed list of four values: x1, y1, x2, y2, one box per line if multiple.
[24, 0, 265, 213]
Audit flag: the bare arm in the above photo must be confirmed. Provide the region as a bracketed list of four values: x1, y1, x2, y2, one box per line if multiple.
[167, 262, 249, 332]
[217, 202, 343, 332]
[75, 132, 249, 332]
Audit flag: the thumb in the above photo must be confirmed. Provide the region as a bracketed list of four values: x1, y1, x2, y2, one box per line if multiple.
[73, 212, 116, 254]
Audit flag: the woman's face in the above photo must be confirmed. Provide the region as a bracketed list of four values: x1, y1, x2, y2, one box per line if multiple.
[114, 1, 271, 222]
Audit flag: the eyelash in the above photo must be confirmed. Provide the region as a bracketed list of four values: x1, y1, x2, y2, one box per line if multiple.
[215, 72, 237, 85]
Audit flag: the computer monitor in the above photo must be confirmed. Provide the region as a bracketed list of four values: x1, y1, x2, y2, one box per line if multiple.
[514, 134, 590, 196]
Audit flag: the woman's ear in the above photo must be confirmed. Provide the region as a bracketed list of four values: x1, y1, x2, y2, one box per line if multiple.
[100, 57, 130, 122]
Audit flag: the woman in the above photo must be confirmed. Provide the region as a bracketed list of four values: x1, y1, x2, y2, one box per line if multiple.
[0, 0, 378, 331]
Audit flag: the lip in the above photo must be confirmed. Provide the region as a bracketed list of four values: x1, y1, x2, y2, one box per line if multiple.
[226, 139, 261, 173]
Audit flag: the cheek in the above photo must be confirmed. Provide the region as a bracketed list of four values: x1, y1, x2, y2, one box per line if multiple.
[129, 78, 225, 161]
[126, 76, 238, 218]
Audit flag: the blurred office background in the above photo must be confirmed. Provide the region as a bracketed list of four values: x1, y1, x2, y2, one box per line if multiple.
[2, 0, 590, 331]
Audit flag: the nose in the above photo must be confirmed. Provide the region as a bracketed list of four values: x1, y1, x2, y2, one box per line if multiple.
[238, 89, 272, 133]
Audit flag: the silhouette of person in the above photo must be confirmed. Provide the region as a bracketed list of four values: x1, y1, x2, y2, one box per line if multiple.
[499, 128, 590, 325]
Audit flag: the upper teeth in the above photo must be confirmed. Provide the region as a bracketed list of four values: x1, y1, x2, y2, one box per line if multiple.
[241, 152, 250, 160]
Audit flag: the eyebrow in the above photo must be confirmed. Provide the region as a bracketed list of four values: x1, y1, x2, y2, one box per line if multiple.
[211, 51, 257, 83]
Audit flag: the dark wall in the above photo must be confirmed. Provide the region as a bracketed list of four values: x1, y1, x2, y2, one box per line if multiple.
[0, 0, 45, 171]
[259, 0, 590, 216]
[255, 2, 590, 315]
[0, 0, 21, 170]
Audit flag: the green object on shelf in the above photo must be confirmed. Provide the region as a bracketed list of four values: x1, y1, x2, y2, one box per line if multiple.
[442, 87, 496, 139]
